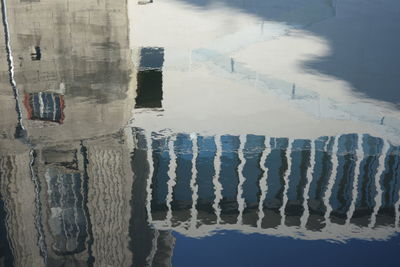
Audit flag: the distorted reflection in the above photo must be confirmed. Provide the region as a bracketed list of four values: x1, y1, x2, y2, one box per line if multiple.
[136, 131, 400, 240]
[24, 92, 65, 124]
[0, 0, 399, 266]
[135, 47, 164, 109]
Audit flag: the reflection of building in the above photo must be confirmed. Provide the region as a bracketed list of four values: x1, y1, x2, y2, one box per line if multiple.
[136, 129, 400, 241]
[1, 0, 136, 144]
[0, 0, 138, 266]
[0, 145, 44, 267]
[83, 135, 134, 267]
[31, 143, 91, 266]
[0, 132, 137, 266]
[126, 0, 400, 246]
[130, 130, 175, 267]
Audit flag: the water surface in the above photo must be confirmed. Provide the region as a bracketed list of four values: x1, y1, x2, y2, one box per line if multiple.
[1, 0, 400, 266]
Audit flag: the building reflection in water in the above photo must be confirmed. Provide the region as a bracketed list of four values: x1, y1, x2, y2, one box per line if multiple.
[0, 0, 399, 267]
[0, 0, 140, 266]
[135, 130, 400, 242]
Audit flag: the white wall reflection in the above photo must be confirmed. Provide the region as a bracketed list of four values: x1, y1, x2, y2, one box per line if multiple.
[129, 0, 400, 145]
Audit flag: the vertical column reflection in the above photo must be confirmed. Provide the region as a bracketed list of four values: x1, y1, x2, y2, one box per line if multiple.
[189, 134, 199, 229]
[300, 140, 315, 228]
[369, 140, 389, 228]
[257, 137, 271, 228]
[237, 135, 247, 225]
[280, 139, 293, 226]
[145, 230, 159, 267]
[323, 136, 339, 227]
[213, 135, 223, 225]
[146, 132, 154, 223]
[346, 134, 364, 225]
[166, 136, 177, 227]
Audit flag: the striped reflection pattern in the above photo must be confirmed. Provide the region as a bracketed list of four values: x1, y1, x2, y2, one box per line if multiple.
[23, 92, 65, 124]
[137, 130, 400, 241]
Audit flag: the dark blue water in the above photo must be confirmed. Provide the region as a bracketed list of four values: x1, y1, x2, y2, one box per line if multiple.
[173, 231, 400, 267]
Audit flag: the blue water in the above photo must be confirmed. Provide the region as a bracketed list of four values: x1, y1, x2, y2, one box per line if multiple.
[173, 231, 400, 267]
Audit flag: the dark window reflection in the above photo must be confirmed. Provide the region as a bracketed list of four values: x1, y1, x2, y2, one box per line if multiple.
[135, 47, 164, 108]
[30, 46, 41, 61]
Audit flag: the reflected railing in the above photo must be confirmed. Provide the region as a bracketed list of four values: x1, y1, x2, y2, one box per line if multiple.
[135, 129, 400, 241]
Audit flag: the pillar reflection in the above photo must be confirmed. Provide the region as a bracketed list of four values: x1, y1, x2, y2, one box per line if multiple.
[141, 130, 400, 242]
